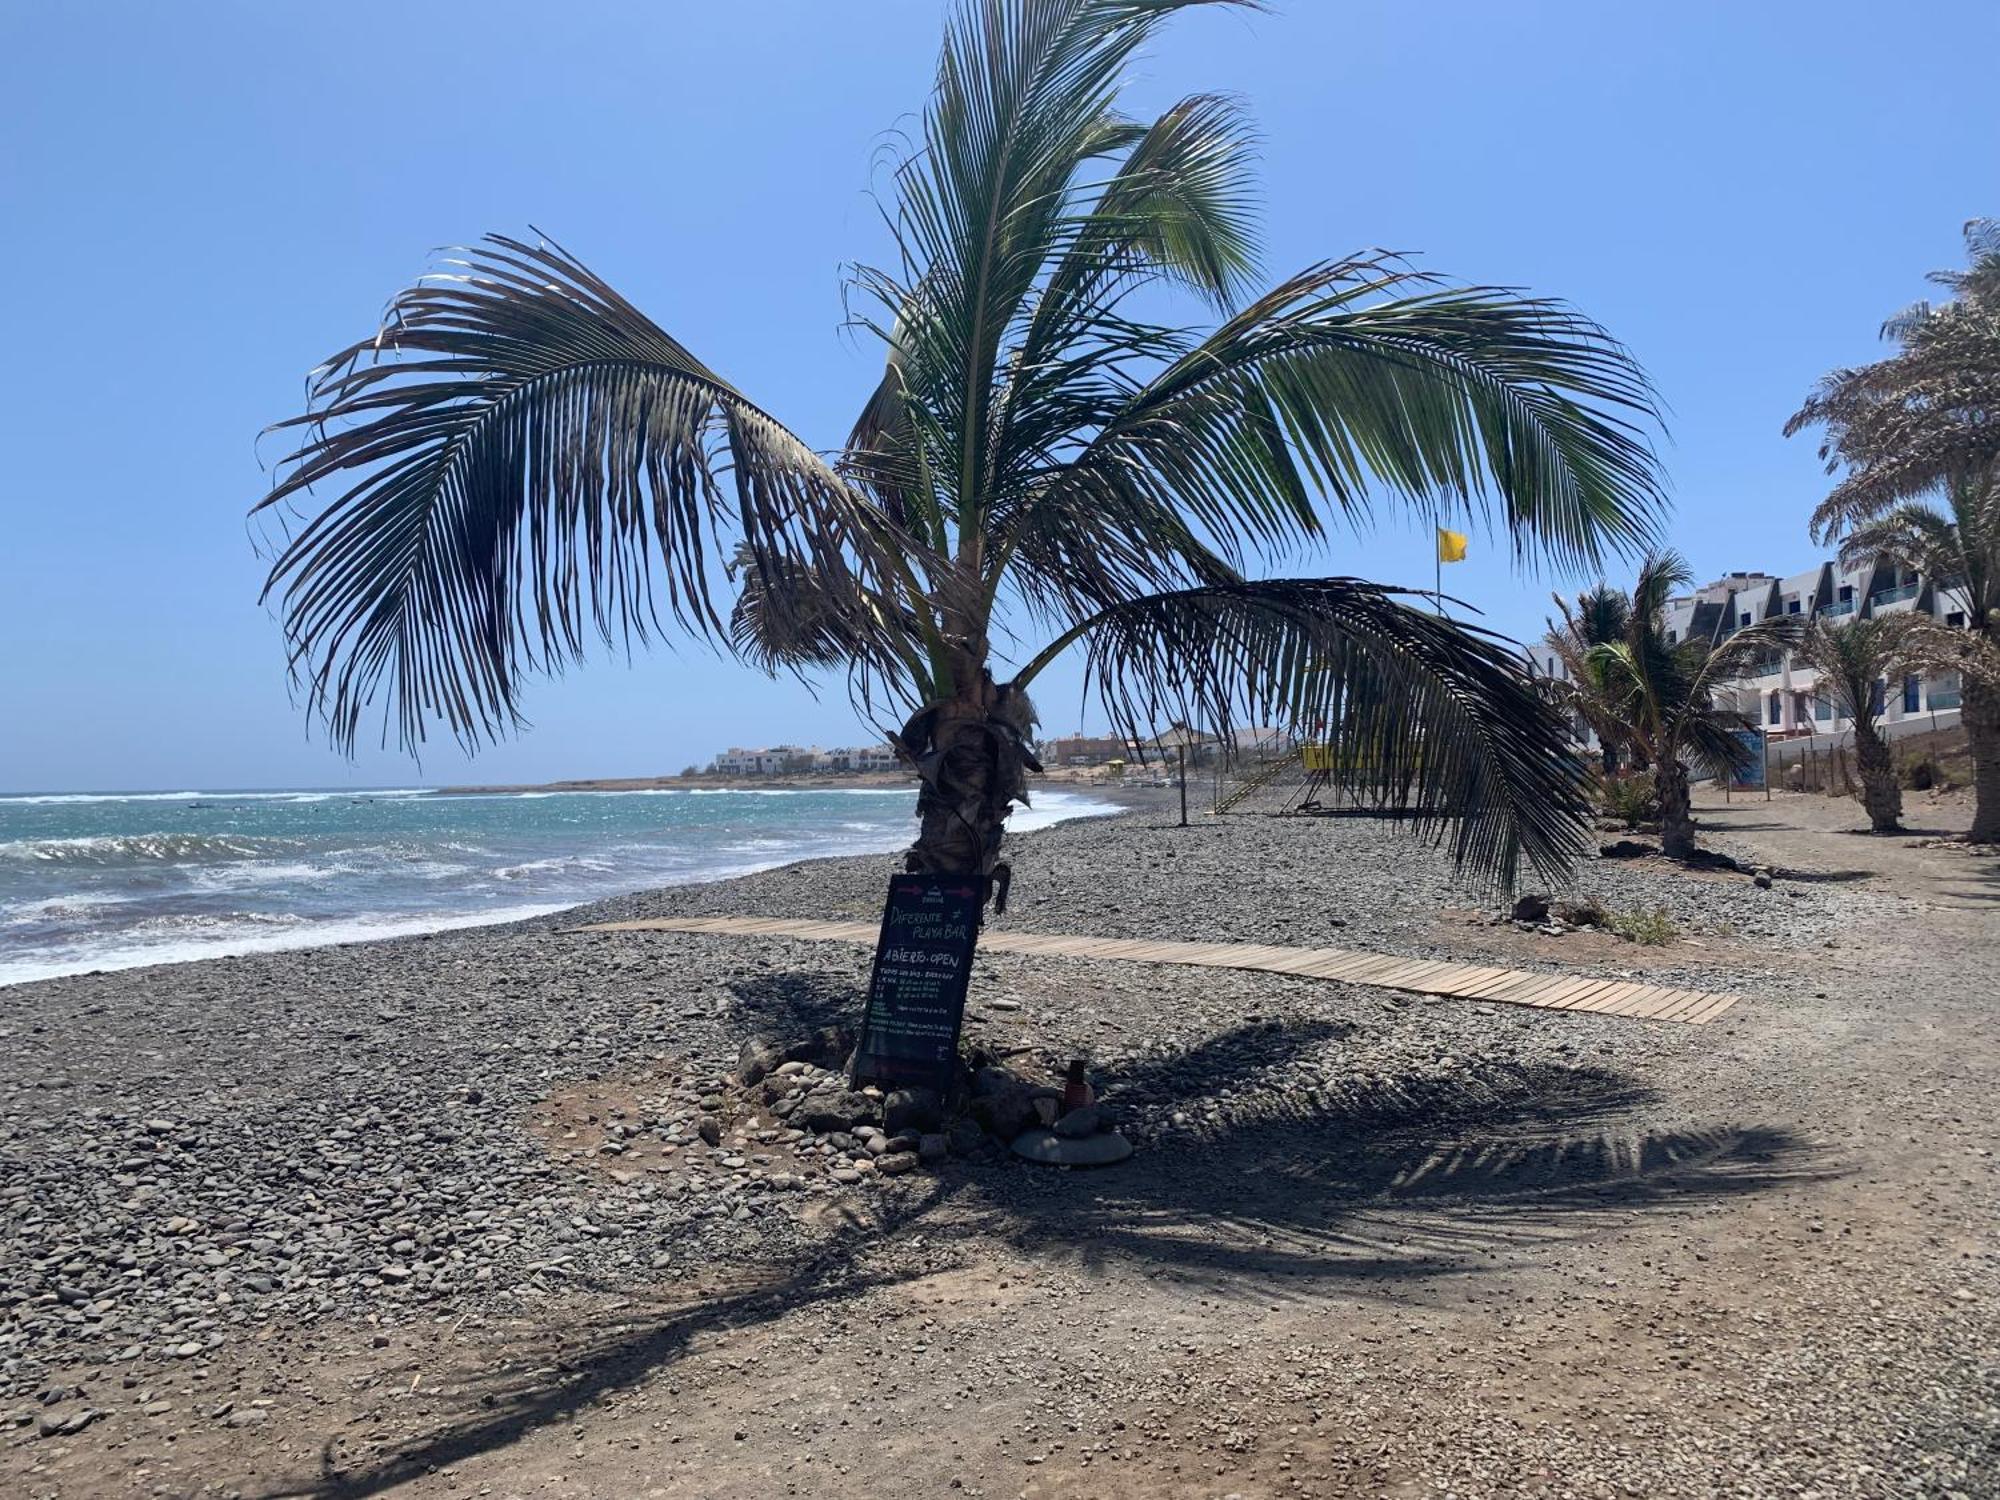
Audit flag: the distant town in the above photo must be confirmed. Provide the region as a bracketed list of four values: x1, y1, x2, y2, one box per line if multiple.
[705, 725, 1294, 776]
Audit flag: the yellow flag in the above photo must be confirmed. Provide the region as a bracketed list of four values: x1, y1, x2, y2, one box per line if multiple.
[1437, 526, 1468, 563]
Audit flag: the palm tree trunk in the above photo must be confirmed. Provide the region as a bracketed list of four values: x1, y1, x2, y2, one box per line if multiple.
[1854, 721, 1902, 833]
[1657, 760, 1696, 859]
[898, 656, 1037, 911]
[1965, 677, 2000, 845]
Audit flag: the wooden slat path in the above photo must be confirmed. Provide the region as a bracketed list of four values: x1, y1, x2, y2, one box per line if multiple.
[571, 915, 1739, 1025]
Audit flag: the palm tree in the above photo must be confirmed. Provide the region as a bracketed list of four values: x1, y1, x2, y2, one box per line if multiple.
[1542, 584, 1634, 774]
[1838, 476, 2000, 840]
[1582, 553, 1799, 859]
[1788, 220, 2000, 841]
[1788, 219, 2000, 527]
[252, 0, 1666, 904]
[1793, 616, 1911, 832]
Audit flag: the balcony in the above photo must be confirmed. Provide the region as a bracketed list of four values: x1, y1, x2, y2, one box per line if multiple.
[1816, 598, 1857, 618]
[1870, 581, 1920, 607]
[1743, 653, 1786, 678]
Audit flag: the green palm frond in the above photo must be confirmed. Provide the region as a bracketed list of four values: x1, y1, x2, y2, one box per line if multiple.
[1840, 474, 1999, 632]
[1681, 617, 1804, 704]
[1025, 89, 1261, 334]
[254, 235, 886, 754]
[1014, 578, 1593, 885]
[1793, 616, 1908, 724]
[867, 0, 1261, 551]
[1012, 259, 1666, 587]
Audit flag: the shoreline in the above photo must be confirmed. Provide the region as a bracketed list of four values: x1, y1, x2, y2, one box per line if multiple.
[0, 783, 1163, 990]
[429, 766, 1144, 796]
[431, 771, 917, 795]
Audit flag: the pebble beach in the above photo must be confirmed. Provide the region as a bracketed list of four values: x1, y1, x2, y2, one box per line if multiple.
[3, 791, 1996, 1497]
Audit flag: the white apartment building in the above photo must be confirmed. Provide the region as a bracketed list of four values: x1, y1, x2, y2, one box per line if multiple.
[1660, 561, 1969, 738]
[711, 746, 797, 775]
[710, 742, 902, 775]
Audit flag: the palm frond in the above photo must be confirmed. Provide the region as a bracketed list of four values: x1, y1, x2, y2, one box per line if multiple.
[1628, 548, 1692, 623]
[1790, 223, 2000, 537]
[1792, 616, 1907, 724]
[1897, 615, 2000, 691]
[1839, 474, 2000, 631]
[1018, 258, 1667, 580]
[727, 546, 925, 697]
[1014, 578, 1593, 886]
[878, 0, 1261, 550]
[1025, 89, 1261, 338]
[253, 235, 882, 754]
[1840, 502, 1962, 579]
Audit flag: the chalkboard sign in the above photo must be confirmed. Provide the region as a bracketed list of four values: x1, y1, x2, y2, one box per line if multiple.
[851, 872, 981, 1093]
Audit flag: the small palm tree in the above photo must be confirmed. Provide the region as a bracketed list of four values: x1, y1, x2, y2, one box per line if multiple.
[253, 0, 1666, 899]
[1582, 554, 1799, 859]
[1788, 220, 2000, 842]
[1838, 476, 2000, 840]
[1542, 584, 1635, 774]
[1793, 616, 1910, 832]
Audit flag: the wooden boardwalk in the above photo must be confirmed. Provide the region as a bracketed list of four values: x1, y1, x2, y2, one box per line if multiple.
[572, 916, 1740, 1026]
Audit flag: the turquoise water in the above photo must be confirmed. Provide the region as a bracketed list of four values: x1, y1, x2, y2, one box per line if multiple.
[0, 785, 1116, 986]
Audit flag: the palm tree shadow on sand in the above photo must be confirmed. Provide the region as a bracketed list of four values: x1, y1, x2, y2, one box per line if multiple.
[262, 1020, 1826, 1499]
[966, 1025, 1818, 1293]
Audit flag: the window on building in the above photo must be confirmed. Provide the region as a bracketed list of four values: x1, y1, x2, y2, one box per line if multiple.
[1948, 610, 1966, 629]
[1869, 678, 1886, 717]
[1814, 697, 1832, 722]
[1839, 585, 1855, 602]
[1767, 691, 1782, 725]
[1903, 675, 1921, 713]
[1787, 599, 1802, 614]
[1739, 611, 1752, 627]
[1666, 630, 1677, 644]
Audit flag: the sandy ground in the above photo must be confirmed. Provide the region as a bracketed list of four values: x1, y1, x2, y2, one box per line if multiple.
[4, 787, 1997, 1499]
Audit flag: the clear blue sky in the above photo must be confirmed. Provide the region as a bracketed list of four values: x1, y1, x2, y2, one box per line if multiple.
[2, 1, 1993, 793]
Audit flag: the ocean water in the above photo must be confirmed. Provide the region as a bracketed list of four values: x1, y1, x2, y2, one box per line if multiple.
[0, 785, 1119, 987]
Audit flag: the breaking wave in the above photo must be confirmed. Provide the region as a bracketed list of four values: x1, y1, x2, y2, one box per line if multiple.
[0, 833, 306, 865]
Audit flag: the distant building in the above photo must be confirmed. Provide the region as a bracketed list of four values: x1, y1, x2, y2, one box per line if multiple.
[836, 743, 900, 773]
[1136, 725, 1221, 765]
[1663, 558, 1966, 736]
[709, 745, 800, 775]
[1042, 733, 1127, 766]
[709, 741, 902, 775]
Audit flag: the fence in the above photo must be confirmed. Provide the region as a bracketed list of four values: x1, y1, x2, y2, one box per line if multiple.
[1761, 715, 1966, 795]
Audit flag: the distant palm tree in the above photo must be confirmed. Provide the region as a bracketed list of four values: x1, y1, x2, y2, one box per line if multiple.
[1788, 219, 2000, 842]
[1543, 584, 1635, 774]
[1793, 616, 1911, 832]
[1581, 553, 1799, 859]
[253, 0, 1666, 900]
[1839, 476, 2000, 839]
